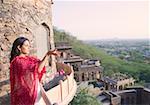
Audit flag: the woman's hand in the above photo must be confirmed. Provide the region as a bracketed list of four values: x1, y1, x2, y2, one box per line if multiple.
[38, 49, 60, 73]
[47, 49, 60, 56]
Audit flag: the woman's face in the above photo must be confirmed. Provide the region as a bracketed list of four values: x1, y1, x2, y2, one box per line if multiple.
[19, 40, 30, 55]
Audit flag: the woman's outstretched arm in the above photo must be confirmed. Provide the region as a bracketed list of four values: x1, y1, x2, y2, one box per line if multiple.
[38, 49, 60, 73]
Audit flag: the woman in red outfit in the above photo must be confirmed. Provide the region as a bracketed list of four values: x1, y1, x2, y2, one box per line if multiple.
[10, 37, 59, 105]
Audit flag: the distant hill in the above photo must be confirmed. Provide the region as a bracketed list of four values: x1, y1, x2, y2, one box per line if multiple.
[54, 27, 150, 83]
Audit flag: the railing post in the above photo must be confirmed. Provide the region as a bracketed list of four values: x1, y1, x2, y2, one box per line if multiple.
[40, 84, 52, 105]
[70, 65, 74, 82]
[59, 80, 63, 102]
[67, 75, 70, 95]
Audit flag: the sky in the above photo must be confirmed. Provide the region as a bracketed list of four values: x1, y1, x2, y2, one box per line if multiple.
[52, 0, 149, 40]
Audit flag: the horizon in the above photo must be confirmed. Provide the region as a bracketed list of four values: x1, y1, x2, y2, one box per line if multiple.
[81, 38, 150, 41]
[52, 0, 149, 40]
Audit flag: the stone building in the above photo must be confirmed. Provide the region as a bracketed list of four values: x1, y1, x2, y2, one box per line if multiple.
[55, 42, 72, 60]
[116, 87, 150, 105]
[55, 42, 103, 83]
[97, 91, 121, 105]
[103, 73, 135, 91]
[0, 0, 77, 105]
[97, 87, 150, 105]
[75, 62, 103, 82]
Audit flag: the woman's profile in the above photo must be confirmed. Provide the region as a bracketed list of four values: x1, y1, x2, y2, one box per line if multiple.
[10, 37, 59, 105]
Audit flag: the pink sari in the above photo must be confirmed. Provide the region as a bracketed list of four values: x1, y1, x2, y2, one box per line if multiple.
[10, 56, 46, 105]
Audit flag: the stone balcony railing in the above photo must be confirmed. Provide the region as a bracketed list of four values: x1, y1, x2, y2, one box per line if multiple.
[39, 63, 77, 105]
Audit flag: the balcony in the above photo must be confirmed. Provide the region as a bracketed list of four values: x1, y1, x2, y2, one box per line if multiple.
[39, 63, 77, 105]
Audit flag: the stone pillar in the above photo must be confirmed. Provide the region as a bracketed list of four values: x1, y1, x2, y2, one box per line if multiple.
[49, 24, 57, 74]
[88, 72, 92, 80]
[96, 71, 100, 79]
[79, 73, 82, 82]
[84, 72, 87, 81]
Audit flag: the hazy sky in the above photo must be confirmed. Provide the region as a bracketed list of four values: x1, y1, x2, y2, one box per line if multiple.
[52, 0, 149, 40]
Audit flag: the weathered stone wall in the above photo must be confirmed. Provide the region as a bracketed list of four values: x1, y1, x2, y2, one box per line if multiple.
[116, 87, 150, 105]
[118, 90, 137, 105]
[141, 88, 150, 104]
[0, 0, 54, 104]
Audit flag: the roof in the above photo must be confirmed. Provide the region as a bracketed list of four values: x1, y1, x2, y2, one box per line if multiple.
[115, 89, 137, 94]
[103, 77, 117, 84]
[56, 46, 72, 50]
[63, 58, 83, 63]
[103, 73, 133, 84]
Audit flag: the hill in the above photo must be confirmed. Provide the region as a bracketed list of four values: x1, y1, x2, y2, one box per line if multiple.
[54, 27, 150, 83]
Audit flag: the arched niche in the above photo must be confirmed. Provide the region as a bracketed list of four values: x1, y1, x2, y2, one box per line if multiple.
[33, 23, 50, 60]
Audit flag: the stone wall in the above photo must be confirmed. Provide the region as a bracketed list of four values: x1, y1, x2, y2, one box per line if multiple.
[116, 87, 150, 105]
[117, 90, 137, 105]
[141, 88, 150, 104]
[0, 0, 54, 104]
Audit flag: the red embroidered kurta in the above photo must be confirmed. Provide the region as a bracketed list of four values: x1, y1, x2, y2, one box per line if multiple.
[10, 56, 46, 105]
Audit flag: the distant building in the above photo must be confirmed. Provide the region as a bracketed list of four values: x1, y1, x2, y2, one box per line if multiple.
[97, 87, 150, 105]
[75, 61, 103, 82]
[97, 91, 121, 105]
[55, 42, 103, 83]
[102, 73, 135, 91]
[116, 87, 150, 105]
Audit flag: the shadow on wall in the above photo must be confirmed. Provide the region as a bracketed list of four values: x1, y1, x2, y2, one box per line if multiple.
[0, 93, 10, 105]
[0, 79, 10, 105]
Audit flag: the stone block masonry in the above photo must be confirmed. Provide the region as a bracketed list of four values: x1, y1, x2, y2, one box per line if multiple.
[0, 0, 54, 104]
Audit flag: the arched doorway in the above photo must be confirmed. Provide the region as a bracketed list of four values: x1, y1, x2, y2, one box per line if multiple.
[119, 85, 123, 90]
[34, 24, 49, 60]
[82, 73, 85, 81]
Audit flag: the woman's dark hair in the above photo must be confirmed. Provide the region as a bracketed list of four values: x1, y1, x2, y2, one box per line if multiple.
[10, 37, 29, 62]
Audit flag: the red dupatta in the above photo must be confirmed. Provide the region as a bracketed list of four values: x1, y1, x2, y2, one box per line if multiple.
[10, 56, 46, 105]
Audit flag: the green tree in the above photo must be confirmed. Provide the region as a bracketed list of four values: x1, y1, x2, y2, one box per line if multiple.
[70, 89, 101, 105]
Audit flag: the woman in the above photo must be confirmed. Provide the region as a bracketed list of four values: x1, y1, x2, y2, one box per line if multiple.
[10, 37, 59, 105]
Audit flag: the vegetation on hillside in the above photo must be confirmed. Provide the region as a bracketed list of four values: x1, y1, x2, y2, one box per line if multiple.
[54, 27, 150, 83]
[70, 88, 101, 105]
